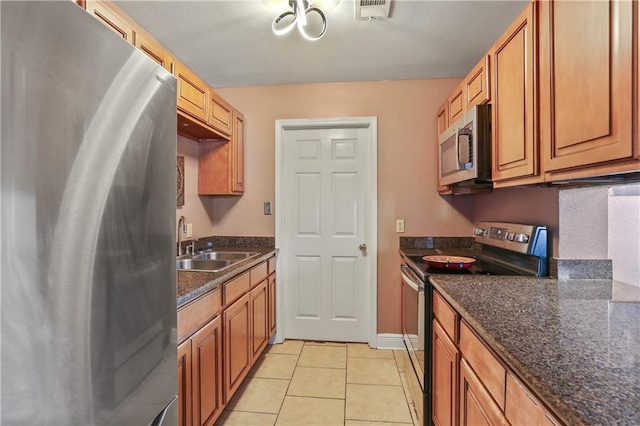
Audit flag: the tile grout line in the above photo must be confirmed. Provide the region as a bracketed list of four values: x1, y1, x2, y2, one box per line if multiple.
[273, 341, 304, 425]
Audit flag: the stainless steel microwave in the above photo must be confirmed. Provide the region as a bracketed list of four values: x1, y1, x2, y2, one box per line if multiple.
[438, 104, 492, 187]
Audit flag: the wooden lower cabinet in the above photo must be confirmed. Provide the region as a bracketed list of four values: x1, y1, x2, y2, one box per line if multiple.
[459, 359, 506, 426]
[268, 273, 276, 337]
[223, 292, 251, 403]
[177, 339, 192, 426]
[250, 280, 269, 363]
[178, 315, 223, 426]
[433, 291, 562, 426]
[192, 316, 223, 426]
[432, 319, 459, 426]
[178, 258, 277, 425]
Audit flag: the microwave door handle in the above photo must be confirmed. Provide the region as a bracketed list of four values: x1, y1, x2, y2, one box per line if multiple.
[457, 128, 473, 169]
[453, 127, 461, 170]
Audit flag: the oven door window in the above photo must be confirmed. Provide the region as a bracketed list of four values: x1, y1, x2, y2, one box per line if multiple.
[401, 270, 425, 390]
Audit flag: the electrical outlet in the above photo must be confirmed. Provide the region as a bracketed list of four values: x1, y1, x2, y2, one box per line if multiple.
[264, 201, 272, 215]
[396, 219, 405, 233]
[186, 223, 193, 238]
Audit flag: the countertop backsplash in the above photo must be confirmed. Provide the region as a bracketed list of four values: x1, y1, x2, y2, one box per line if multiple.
[178, 235, 275, 253]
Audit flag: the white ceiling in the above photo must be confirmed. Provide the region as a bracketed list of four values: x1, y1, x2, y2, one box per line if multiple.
[114, 0, 529, 88]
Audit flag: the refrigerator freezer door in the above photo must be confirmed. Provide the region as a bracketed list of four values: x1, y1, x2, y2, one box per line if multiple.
[1, 2, 177, 425]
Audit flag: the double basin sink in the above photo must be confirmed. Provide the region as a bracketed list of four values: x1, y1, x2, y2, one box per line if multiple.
[176, 251, 258, 272]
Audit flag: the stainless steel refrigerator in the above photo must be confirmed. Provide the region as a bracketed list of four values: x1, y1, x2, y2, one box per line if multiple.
[1, 2, 178, 425]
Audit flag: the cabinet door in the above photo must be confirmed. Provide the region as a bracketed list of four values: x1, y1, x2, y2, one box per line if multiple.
[268, 273, 277, 337]
[491, 3, 538, 184]
[174, 62, 208, 122]
[250, 280, 269, 363]
[231, 110, 245, 193]
[208, 91, 233, 137]
[192, 316, 223, 426]
[459, 359, 506, 426]
[436, 101, 451, 194]
[223, 293, 251, 403]
[135, 32, 172, 72]
[437, 101, 449, 136]
[448, 82, 465, 124]
[432, 320, 459, 426]
[540, 0, 633, 172]
[85, 1, 134, 43]
[178, 340, 193, 426]
[466, 55, 490, 109]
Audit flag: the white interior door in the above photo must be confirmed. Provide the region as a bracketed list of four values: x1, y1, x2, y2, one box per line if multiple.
[276, 119, 376, 343]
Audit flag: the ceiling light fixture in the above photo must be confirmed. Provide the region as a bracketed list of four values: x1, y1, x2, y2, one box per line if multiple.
[272, 0, 327, 41]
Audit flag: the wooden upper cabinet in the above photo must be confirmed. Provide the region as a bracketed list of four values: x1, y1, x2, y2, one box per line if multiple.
[231, 110, 245, 193]
[135, 32, 172, 72]
[448, 82, 466, 124]
[174, 62, 209, 122]
[491, 2, 538, 186]
[437, 101, 449, 136]
[466, 55, 490, 109]
[208, 91, 233, 137]
[198, 108, 245, 196]
[85, 1, 134, 43]
[539, 0, 633, 174]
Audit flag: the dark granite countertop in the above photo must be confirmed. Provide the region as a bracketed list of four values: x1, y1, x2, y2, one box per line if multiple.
[429, 275, 640, 425]
[177, 247, 276, 307]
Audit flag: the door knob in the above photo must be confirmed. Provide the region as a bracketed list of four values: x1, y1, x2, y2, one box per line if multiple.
[359, 243, 367, 252]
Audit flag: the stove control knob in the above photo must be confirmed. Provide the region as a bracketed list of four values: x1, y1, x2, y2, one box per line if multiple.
[515, 233, 530, 243]
[475, 228, 486, 237]
[505, 232, 513, 241]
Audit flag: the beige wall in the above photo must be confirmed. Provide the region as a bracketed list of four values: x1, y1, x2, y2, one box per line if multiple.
[180, 79, 560, 335]
[176, 135, 215, 240]
[215, 79, 476, 334]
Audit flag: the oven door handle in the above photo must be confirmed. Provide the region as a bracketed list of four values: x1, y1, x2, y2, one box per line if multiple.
[401, 265, 424, 292]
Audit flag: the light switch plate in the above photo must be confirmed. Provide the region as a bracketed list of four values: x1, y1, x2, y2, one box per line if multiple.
[264, 201, 272, 215]
[396, 219, 405, 233]
[186, 223, 193, 238]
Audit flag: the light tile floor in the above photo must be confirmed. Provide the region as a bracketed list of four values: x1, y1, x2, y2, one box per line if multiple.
[218, 340, 419, 426]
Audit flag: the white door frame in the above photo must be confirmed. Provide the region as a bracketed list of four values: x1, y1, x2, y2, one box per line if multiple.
[274, 117, 378, 347]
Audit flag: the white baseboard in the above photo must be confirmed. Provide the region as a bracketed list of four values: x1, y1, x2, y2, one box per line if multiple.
[374, 333, 405, 350]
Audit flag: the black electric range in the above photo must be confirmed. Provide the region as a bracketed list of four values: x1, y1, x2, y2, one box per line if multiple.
[401, 221, 549, 426]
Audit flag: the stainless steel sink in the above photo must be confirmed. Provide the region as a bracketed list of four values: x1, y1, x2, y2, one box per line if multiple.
[176, 251, 259, 271]
[193, 251, 258, 261]
[176, 258, 234, 272]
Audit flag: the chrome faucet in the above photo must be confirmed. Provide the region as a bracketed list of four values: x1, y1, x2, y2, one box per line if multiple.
[177, 216, 187, 256]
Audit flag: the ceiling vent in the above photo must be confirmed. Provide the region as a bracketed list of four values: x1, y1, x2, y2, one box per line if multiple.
[355, 0, 391, 20]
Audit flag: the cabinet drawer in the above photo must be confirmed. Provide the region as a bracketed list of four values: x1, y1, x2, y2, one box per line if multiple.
[433, 290, 458, 343]
[250, 261, 268, 287]
[459, 321, 506, 410]
[267, 256, 276, 275]
[224, 271, 250, 305]
[506, 372, 561, 426]
[177, 287, 222, 342]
